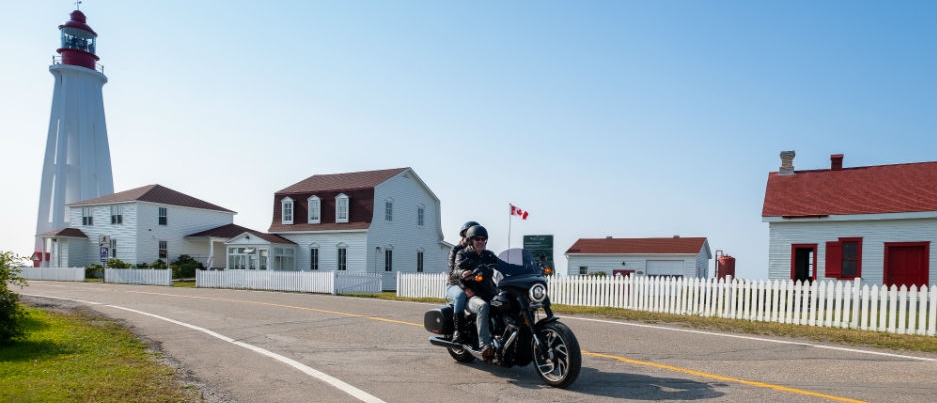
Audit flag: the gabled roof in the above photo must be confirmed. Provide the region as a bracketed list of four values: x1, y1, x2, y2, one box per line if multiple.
[762, 161, 937, 217]
[69, 184, 235, 213]
[186, 223, 294, 244]
[276, 168, 409, 194]
[566, 237, 709, 255]
[37, 227, 88, 238]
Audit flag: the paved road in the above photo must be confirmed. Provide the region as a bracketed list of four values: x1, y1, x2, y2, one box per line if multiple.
[19, 281, 937, 403]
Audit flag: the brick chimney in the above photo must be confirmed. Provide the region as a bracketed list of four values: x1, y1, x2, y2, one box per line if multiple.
[779, 150, 795, 175]
[831, 154, 844, 171]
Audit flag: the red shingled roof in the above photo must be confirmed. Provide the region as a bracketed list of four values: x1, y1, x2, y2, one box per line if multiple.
[37, 227, 88, 238]
[762, 161, 937, 217]
[186, 224, 295, 244]
[566, 237, 708, 255]
[69, 184, 235, 213]
[277, 168, 408, 194]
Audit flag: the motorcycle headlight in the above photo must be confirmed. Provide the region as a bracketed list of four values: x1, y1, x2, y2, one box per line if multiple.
[529, 283, 547, 303]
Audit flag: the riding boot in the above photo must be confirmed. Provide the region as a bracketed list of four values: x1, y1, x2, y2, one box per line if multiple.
[452, 315, 466, 344]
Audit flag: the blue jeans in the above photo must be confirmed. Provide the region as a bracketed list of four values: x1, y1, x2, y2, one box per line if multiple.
[446, 284, 467, 316]
[467, 295, 491, 348]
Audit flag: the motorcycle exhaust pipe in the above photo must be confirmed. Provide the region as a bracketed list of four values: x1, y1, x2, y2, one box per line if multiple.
[428, 337, 498, 362]
[428, 336, 461, 348]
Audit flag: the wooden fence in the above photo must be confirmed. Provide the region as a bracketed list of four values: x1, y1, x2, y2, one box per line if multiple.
[395, 273, 937, 337]
[105, 268, 171, 286]
[196, 270, 382, 294]
[19, 267, 85, 282]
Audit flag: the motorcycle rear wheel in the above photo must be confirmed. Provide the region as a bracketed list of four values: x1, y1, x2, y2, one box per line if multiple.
[447, 345, 475, 363]
[532, 321, 581, 388]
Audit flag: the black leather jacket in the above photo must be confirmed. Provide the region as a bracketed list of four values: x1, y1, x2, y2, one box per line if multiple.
[454, 247, 499, 300]
[447, 242, 468, 285]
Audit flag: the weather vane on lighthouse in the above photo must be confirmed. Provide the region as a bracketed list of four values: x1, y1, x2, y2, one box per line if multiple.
[75, 1, 82, 10]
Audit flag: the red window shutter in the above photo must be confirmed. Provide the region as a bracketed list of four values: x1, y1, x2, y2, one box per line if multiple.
[826, 241, 842, 278]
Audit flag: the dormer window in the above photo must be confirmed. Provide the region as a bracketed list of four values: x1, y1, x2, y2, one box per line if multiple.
[281, 197, 294, 224]
[307, 196, 320, 224]
[336, 194, 349, 223]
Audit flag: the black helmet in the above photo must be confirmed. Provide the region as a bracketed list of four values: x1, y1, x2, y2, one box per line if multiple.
[459, 221, 480, 237]
[465, 225, 488, 240]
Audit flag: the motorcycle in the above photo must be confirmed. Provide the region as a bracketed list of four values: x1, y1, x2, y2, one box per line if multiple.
[423, 248, 581, 388]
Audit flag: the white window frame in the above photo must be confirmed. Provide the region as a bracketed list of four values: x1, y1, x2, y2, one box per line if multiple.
[309, 244, 319, 270]
[417, 248, 424, 272]
[82, 207, 93, 226]
[417, 205, 425, 227]
[336, 194, 349, 223]
[385, 198, 394, 222]
[158, 207, 168, 226]
[307, 196, 320, 224]
[384, 246, 393, 272]
[337, 245, 347, 271]
[110, 205, 123, 225]
[281, 197, 294, 224]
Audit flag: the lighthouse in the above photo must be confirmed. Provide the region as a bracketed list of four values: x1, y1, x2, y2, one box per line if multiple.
[34, 8, 114, 266]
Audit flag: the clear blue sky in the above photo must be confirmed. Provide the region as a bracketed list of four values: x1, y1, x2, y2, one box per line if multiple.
[2, 1, 935, 279]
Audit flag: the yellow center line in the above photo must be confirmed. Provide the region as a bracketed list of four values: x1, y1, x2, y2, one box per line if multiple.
[128, 290, 869, 403]
[582, 350, 869, 403]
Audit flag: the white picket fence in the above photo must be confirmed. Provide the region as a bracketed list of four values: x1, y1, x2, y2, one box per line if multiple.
[196, 270, 383, 294]
[104, 268, 172, 286]
[19, 267, 85, 282]
[396, 273, 937, 337]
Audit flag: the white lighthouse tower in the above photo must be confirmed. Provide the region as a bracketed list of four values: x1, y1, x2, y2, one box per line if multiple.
[34, 8, 114, 266]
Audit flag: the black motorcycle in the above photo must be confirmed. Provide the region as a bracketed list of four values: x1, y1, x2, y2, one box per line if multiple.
[423, 249, 581, 388]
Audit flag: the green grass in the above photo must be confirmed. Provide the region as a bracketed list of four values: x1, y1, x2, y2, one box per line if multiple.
[0, 306, 201, 403]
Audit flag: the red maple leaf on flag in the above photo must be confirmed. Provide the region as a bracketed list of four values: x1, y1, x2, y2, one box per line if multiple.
[510, 204, 529, 220]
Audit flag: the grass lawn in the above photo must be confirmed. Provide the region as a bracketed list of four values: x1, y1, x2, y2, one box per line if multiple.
[0, 306, 201, 403]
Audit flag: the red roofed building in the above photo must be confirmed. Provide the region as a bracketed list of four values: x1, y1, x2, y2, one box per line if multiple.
[762, 152, 937, 288]
[40, 184, 243, 268]
[565, 236, 711, 278]
[264, 167, 449, 290]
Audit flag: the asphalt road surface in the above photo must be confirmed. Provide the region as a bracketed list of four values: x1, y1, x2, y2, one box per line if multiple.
[19, 281, 937, 403]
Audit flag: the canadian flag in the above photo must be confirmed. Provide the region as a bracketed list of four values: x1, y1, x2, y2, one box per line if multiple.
[510, 204, 529, 220]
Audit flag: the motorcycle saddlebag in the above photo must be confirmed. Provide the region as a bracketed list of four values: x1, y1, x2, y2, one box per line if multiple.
[424, 304, 454, 334]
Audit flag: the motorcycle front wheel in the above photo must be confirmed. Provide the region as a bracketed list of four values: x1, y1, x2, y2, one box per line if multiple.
[532, 321, 581, 388]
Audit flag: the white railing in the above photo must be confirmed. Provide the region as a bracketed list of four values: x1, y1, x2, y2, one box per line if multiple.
[196, 270, 382, 294]
[19, 267, 85, 282]
[396, 274, 937, 337]
[105, 268, 172, 286]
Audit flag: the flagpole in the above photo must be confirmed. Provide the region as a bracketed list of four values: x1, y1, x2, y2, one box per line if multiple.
[507, 203, 512, 252]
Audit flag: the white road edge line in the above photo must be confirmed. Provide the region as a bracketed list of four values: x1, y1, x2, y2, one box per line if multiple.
[566, 316, 937, 363]
[27, 295, 386, 403]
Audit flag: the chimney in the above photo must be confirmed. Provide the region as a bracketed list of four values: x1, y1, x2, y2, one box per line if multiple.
[779, 150, 795, 175]
[831, 154, 843, 171]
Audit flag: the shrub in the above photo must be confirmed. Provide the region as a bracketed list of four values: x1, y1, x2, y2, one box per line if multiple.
[105, 258, 131, 269]
[147, 259, 167, 269]
[171, 255, 203, 279]
[0, 251, 28, 345]
[85, 264, 104, 278]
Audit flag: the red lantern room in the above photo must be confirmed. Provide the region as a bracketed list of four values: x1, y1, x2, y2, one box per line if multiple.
[56, 10, 99, 70]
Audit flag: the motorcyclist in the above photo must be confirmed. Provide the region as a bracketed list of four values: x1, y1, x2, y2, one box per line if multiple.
[454, 225, 499, 357]
[446, 220, 479, 343]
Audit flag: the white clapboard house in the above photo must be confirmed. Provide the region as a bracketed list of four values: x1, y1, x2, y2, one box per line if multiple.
[39, 184, 238, 268]
[250, 167, 451, 290]
[762, 152, 937, 288]
[565, 236, 711, 278]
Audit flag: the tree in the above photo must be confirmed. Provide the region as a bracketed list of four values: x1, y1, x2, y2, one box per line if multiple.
[0, 251, 29, 344]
